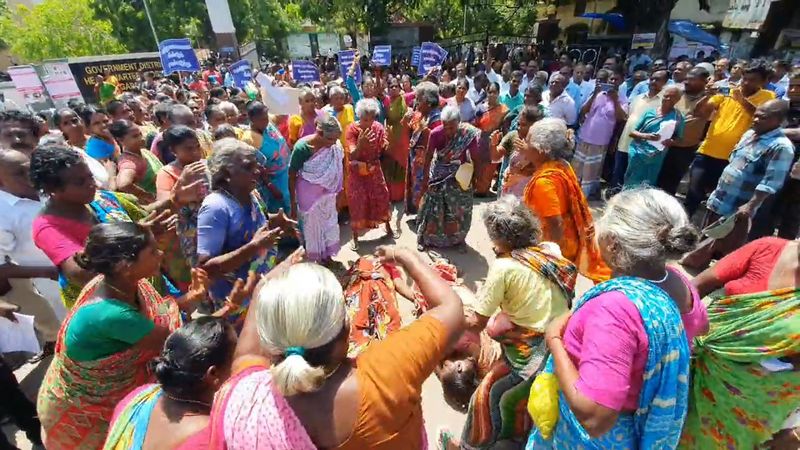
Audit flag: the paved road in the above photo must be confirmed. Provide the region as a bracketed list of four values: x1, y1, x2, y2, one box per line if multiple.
[5, 198, 602, 449]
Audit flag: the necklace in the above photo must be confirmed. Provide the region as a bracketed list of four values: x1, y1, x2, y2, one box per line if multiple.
[648, 270, 670, 284]
[164, 393, 211, 409]
[105, 281, 139, 305]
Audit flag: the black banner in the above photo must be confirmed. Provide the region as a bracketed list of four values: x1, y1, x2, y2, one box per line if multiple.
[68, 54, 163, 104]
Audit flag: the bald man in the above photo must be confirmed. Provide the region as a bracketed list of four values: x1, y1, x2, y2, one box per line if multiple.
[682, 100, 794, 269]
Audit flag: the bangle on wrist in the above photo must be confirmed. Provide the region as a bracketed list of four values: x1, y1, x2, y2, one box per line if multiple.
[792, 428, 800, 442]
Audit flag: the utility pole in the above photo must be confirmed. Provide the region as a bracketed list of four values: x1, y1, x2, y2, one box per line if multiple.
[142, 0, 160, 49]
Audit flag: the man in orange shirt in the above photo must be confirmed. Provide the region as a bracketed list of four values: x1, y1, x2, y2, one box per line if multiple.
[684, 64, 774, 217]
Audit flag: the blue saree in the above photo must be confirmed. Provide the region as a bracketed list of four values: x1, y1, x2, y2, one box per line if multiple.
[527, 277, 690, 450]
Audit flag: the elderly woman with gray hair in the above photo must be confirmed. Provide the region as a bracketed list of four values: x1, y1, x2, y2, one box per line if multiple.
[521, 118, 610, 282]
[405, 81, 443, 214]
[440, 195, 577, 449]
[416, 105, 480, 251]
[527, 187, 700, 449]
[197, 138, 295, 325]
[344, 98, 396, 250]
[288, 115, 344, 264]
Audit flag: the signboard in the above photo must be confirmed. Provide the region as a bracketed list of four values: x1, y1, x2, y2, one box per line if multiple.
[67, 53, 162, 104]
[292, 60, 320, 84]
[723, 0, 776, 30]
[371, 45, 392, 67]
[229, 60, 253, 89]
[158, 38, 201, 74]
[7, 65, 49, 107]
[418, 42, 448, 74]
[338, 50, 362, 84]
[39, 60, 84, 108]
[631, 33, 657, 50]
[411, 46, 421, 67]
[567, 45, 601, 68]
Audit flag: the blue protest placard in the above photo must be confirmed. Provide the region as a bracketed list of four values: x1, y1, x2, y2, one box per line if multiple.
[229, 60, 253, 89]
[371, 45, 392, 67]
[158, 38, 201, 74]
[338, 50, 362, 84]
[292, 60, 320, 84]
[411, 47, 421, 67]
[418, 42, 447, 74]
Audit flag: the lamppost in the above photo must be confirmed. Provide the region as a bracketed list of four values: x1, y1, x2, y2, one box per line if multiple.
[142, 0, 160, 49]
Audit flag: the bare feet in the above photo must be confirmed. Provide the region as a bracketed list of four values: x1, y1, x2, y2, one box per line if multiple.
[385, 222, 400, 239]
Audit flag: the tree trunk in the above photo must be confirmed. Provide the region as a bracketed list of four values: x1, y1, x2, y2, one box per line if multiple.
[653, 11, 672, 57]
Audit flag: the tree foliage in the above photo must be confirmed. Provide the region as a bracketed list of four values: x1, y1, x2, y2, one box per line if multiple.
[404, 0, 538, 39]
[0, 0, 125, 62]
[90, 0, 213, 52]
[298, 0, 421, 34]
[228, 0, 304, 55]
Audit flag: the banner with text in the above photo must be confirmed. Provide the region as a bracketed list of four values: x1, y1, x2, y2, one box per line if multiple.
[158, 38, 201, 74]
[411, 46, 421, 67]
[371, 45, 392, 67]
[67, 54, 162, 104]
[418, 42, 447, 74]
[292, 60, 320, 83]
[338, 50, 362, 84]
[39, 60, 83, 108]
[229, 60, 253, 89]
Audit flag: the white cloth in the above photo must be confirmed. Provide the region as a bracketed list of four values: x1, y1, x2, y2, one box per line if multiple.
[0, 190, 65, 320]
[542, 90, 577, 126]
[0, 313, 40, 354]
[616, 93, 662, 154]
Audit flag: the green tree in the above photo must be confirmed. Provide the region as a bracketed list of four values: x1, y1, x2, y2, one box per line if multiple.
[0, 0, 125, 62]
[90, 0, 213, 53]
[408, 0, 537, 39]
[298, 0, 420, 35]
[228, 0, 303, 56]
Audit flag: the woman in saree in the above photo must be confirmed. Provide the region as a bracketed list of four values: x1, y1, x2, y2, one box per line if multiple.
[439, 196, 575, 449]
[153, 126, 209, 289]
[243, 101, 292, 214]
[208, 245, 465, 449]
[30, 145, 199, 309]
[55, 107, 114, 189]
[473, 82, 509, 196]
[104, 316, 251, 450]
[289, 115, 344, 264]
[322, 86, 356, 211]
[527, 187, 698, 449]
[624, 85, 684, 188]
[37, 222, 206, 450]
[382, 76, 411, 202]
[521, 118, 611, 283]
[110, 119, 163, 202]
[288, 88, 326, 149]
[345, 99, 396, 250]
[491, 105, 543, 197]
[680, 236, 800, 449]
[405, 81, 442, 214]
[416, 105, 480, 251]
[197, 139, 292, 326]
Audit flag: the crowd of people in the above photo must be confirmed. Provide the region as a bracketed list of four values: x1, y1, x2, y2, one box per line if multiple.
[0, 41, 798, 450]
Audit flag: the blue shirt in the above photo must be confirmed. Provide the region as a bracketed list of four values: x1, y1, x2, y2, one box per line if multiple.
[565, 80, 584, 116]
[707, 128, 795, 217]
[197, 192, 268, 302]
[628, 54, 652, 75]
[766, 82, 787, 100]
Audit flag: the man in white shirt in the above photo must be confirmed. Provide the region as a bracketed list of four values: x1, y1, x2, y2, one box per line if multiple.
[486, 60, 512, 96]
[0, 149, 64, 360]
[520, 60, 539, 92]
[542, 73, 577, 126]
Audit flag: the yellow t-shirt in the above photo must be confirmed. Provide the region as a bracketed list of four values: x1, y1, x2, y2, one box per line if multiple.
[697, 89, 775, 160]
[474, 257, 570, 331]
